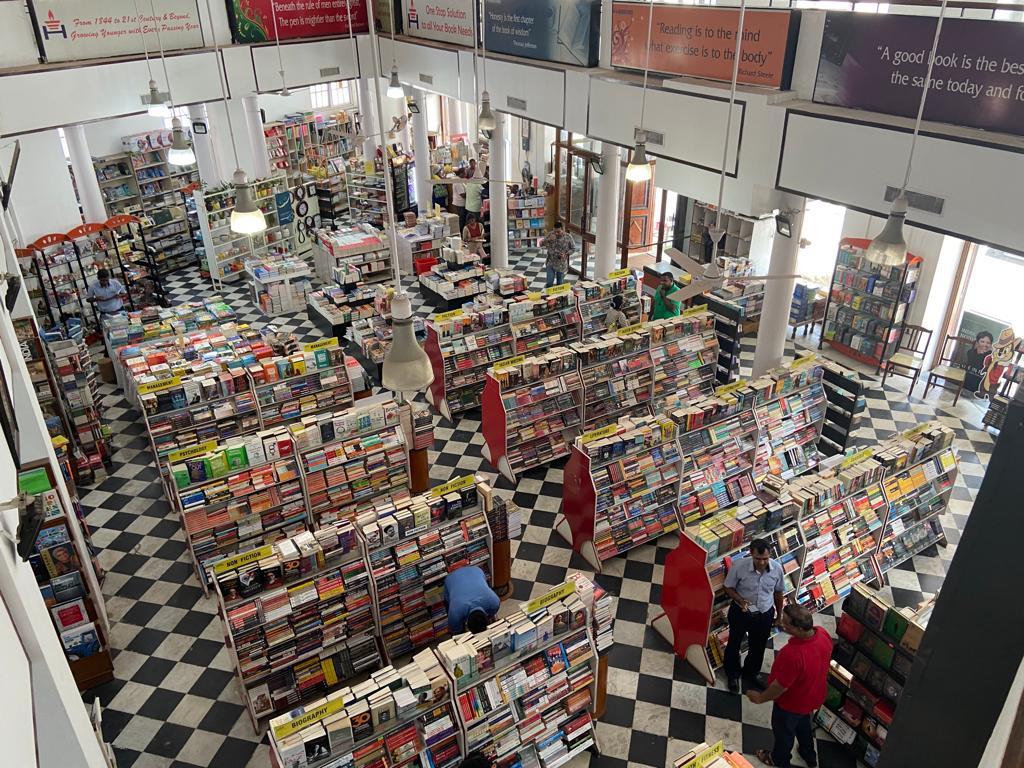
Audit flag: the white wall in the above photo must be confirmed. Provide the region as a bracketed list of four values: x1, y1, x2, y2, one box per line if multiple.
[0, 1, 41, 69]
[11, 131, 82, 242]
[82, 114, 169, 157]
[260, 89, 315, 123]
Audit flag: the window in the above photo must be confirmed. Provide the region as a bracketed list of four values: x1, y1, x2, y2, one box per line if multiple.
[311, 81, 355, 111]
[797, 199, 846, 288]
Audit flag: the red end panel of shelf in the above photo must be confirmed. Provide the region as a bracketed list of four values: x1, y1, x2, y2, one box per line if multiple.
[481, 373, 508, 474]
[660, 536, 715, 661]
[561, 445, 597, 552]
[425, 325, 447, 413]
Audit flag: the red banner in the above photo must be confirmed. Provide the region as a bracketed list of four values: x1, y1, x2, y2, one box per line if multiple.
[230, 0, 370, 42]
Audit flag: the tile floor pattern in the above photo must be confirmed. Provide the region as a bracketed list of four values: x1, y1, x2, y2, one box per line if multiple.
[77, 252, 997, 768]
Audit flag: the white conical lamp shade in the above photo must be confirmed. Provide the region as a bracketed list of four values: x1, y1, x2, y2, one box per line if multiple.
[382, 293, 433, 393]
[478, 93, 496, 132]
[386, 66, 404, 99]
[167, 118, 195, 166]
[230, 169, 267, 234]
[145, 79, 171, 117]
[865, 195, 909, 267]
[626, 141, 651, 182]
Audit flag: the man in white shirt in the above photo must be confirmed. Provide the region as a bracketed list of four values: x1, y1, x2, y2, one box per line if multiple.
[86, 268, 126, 315]
[723, 538, 786, 694]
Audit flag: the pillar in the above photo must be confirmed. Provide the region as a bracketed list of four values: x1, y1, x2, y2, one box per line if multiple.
[357, 77, 379, 158]
[490, 111, 509, 270]
[411, 87, 433, 216]
[593, 142, 622, 279]
[446, 96, 465, 141]
[64, 125, 105, 223]
[242, 95, 271, 178]
[752, 194, 805, 377]
[188, 103, 224, 185]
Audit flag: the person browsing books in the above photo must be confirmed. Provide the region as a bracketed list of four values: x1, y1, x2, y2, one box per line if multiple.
[651, 271, 680, 319]
[747, 604, 832, 767]
[723, 538, 786, 694]
[604, 295, 629, 331]
[86, 268, 127, 315]
[545, 222, 573, 287]
[444, 565, 499, 634]
[462, 213, 487, 259]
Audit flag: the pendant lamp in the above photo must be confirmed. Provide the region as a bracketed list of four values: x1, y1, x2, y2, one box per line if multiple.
[386, 65, 404, 99]
[478, 93, 496, 132]
[167, 117, 196, 166]
[230, 169, 267, 235]
[626, 0, 658, 182]
[625, 139, 651, 182]
[865, 0, 949, 266]
[145, 79, 171, 117]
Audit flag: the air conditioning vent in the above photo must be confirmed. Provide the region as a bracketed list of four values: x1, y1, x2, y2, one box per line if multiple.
[320, 67, 341, 77]
[419, 73, 434, 84]
[885, 186, 945, 216]
[507, 96, 527, 110]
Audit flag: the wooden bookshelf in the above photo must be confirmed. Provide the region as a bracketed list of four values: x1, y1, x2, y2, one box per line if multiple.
[507, 193, 546, 249]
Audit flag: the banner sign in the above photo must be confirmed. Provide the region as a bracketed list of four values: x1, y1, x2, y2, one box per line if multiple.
[33, 0, 203, 62]
[812, 13, 1024, 137]
[483, 0, 601, 68]
[229, 0, 368, 43]
[403, 0, 475, 46]
[372, 0, 399, 34]
[609, 3, 799, 89]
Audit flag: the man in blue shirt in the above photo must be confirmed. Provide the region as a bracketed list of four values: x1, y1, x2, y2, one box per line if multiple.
[723, 538, 786, 694]
[444, 565, 499, 634]
[86, 268, 126, 315]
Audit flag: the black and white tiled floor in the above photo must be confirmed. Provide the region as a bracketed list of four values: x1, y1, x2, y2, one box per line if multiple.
[77, 252, 996, 768]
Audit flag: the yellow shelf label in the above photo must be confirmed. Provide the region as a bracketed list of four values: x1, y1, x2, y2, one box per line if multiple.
[430, 474, 477, 498]
[435, 308, 465, 322]
[580, 424, 618, 444]
[715, 380, 747, 396]
[303, 337, 339, 352]
[137, 376, 181, 395]
[211, 544, 275, 575]
[692, 742, 725, 767]
[542, 283, 571, 296]
[271, 696, 348, 740]
[523, 581, 576, 614]
[167, 440, 220, 463]
[527, 292, 543, 301]
[493, 355, 525, 370]
[607, 268, 631, 279]
[791, 353, 818, 368]
[616, 323, 645, 337]
[841, 448, 874, 468]
[682, 303, 710, 317]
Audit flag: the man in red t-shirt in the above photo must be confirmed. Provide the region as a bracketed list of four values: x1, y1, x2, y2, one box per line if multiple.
[746, 604, 832, 766]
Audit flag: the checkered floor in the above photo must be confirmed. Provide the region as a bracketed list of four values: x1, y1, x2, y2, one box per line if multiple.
[76, 251, 996, 768]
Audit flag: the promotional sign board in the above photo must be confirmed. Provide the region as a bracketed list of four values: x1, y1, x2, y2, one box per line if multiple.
[813, 13, 1024, 137]
[402, 0, 475, 46]
[228, 0, 368, 43]
[372, 0, 400, 34]
[32, 0, 203, 62]
[609, 2, 799, 89]
[483, 0, 601, 68]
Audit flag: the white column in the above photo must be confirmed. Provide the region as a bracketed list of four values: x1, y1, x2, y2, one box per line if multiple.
[446, 96, 465, 140]
[490, 111, 509, 270]
[753, 195, 806, 377]
[593, 142, 621, 279]
[188, 103, 224, 185]
[411, 87, 433, 215]
[63, 125, 104, 223]
[242, 95, 271, 178]
[357, 77, 379, 158]
[465, 100, 478, 157]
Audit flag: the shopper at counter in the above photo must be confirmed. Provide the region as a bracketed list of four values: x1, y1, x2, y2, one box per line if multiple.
[747, 604, 832, 767]
[545, 222, 573, 288]
[723, 539, 785, 694]
[444, 565, 499, 634]
[651, 272, 681, 320]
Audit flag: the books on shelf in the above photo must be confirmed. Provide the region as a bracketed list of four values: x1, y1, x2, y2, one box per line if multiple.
[573, 272, 642, 337]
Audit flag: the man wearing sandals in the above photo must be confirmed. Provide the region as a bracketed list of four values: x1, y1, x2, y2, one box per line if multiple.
[746, 604, 832, 767]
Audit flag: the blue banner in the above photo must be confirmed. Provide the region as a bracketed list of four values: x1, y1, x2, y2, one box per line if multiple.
[483, 0, 600, 68]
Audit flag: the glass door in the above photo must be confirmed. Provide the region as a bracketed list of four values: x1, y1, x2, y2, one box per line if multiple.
[554, 132, 600, 277]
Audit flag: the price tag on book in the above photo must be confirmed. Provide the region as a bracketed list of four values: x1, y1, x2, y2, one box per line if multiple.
[167, 441, 220, 463]
[435, 308, 464, 322]
[691, 741, 725, 767]
[303, 337, 339, 352]
[137, 376, 181, 395]
[607, 268, 632, 279]
[715, 380, 746, 396]
[841, 448, 874, 469]
[272, 696, 348, 740]
[682, 303, 709, 317]
[580, 424, 618, 444]
[430, 474, 476, 498]
[493, 355, 525, 370]
[616, 323, 645, 337]
[542, 283, 571, 296]
[211, 544, 275, 575]
[523, 581, 576, 614]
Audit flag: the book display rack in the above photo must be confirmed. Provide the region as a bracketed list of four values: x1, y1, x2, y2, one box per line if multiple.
[820, 237, 922, 370]
[671, 742, 754, 768]
[751, 365, 828, 483]
[311, 226, 391, 286]
[396, 217, 450, 275]
[701, 295, 744, 384]
[685, 202, 763, 267]
[558, 414, 684, 570]
[572, 328, 654, 430]
[509, 288, 580, 357]
[789, 280, 824, 338]
[211, 522, 382, 730]
[346, 163, 388, 227]
[425, 304, 514, 422]
[267, 650, 463, 768]
[649, 312, 719, 411]
[265, 113, 319, 182]
[250, 342, 354, 430]
[573, 270, 643, 337]
[315, 168, 350, 230]
[20, 232, 103, 333]
[799, 354, 866, 456]
[481, 349, 584, 483]
[507, 193, 547, 249]
[247, 257, 315, 317]
[346, 292, 427, 378]
[418, 237, 490, 310]
[817, 583, 930, 767]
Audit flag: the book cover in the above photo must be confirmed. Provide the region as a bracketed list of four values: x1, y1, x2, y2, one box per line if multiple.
[60, 621, 101, 659]
[41, 543, 80, 578]
[51, 571, 85, 602]
[50, 598, 89, 631]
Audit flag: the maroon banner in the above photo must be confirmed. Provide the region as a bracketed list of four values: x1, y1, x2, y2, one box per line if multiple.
[229, 0, 369, 43]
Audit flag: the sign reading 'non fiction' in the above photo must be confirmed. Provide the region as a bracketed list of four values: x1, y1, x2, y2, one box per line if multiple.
[813, 13, 1024, 137]
[229, 0, 368, 43]
[484, 0, 601, 68]
[609, 3, 799, 89]
[34, 0, 204, 62]
[403, 0, 475, 46]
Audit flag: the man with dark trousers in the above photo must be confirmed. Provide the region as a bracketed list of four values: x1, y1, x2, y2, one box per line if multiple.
[723, 538, 786, 693]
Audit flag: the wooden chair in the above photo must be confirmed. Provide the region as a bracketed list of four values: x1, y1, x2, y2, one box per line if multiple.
[881, 325, 933, 395]
[923, 334, 974, 406]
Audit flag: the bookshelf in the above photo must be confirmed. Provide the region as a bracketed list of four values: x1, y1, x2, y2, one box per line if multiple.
[789, 280, 824, 339]
[24, 233, 100, 333]
[314, 169, 350, 230]
[507, 193, 546, 249]
[418, 238, 490, 310]
[686, 202, 761, 266]
[649, 313, 719, 411]
[358, 477, 494, 659]
[509, 289, 581, 357]
[481, 348, 584, 483]
[573, 270, 643, 338]
[247, 257, 315, 316]
[425, 305, 514, 422]
[572, 328, 654, 430]
[264, 113, 320, 182]
[558, 414, 684, 571]
[346, 163, 388, 227]
[799, 354, 866, 457]
[701, 295, 744, 385]
[751, 368, 828, 483]
[820, 237, 922, 371]
[211, 522, 381, 729]
[248, 343, 354, 429]
[817, 583, 930, 766]
[311, 225, 391, 287]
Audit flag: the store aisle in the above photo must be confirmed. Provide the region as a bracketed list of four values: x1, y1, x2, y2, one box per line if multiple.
[78, 253, 995, 768]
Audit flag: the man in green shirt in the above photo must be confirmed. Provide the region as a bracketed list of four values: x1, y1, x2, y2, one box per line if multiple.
[651, 272, 680, 319]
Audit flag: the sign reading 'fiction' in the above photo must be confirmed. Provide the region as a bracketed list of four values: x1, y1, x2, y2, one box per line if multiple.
[483, 0, 601, 68]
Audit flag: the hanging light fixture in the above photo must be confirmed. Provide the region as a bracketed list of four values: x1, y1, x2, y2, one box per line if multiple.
[133, 0, 170, 115]
[626, 0, 658, 182]
[386, 8, 404, 99]
[366, 0, 433, 394]
[865, 0, 949, 266]
[267, 0, 290, 96]
[203, 0, 265, 234]
[477, 0, 495, 132]
[167, 117, 196, 166]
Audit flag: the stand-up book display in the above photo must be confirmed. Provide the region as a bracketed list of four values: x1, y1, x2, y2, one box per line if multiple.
[306, 225, 390, 340]
[573, 270, 642, 337]
[509, 287, 580, 356]
[418, 238, 490, 311]
[572, 328, 654, 430]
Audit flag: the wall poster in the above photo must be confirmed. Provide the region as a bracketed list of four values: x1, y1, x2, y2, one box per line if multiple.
[228, 0, 369, 43]
[483, 0, 601, 68]
[402, 0, 475, 46]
